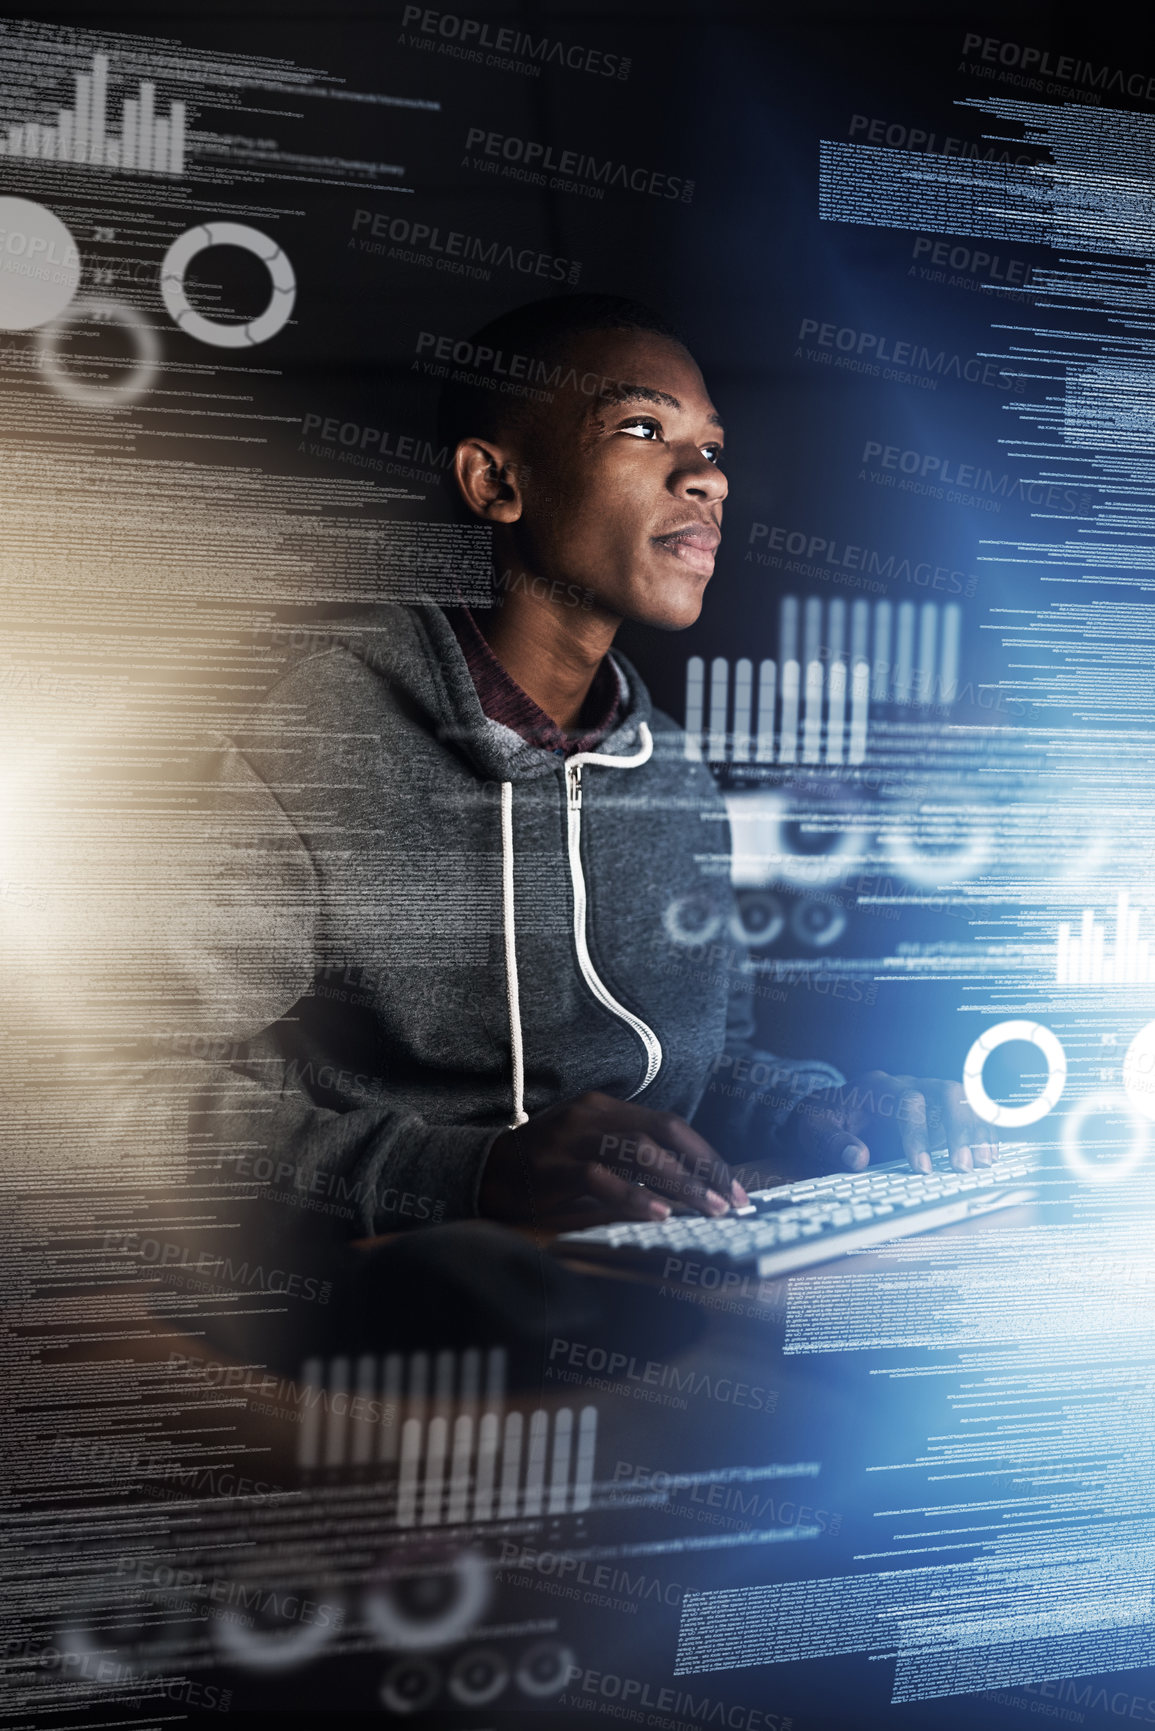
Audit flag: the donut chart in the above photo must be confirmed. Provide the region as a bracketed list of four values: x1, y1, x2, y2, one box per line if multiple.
[160, 220, 296, 348]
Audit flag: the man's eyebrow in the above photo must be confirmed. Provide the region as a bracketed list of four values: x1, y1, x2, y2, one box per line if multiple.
[593, 382, 725, 430]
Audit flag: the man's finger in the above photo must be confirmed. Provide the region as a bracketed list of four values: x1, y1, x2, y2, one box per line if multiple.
[599, 1103, 740, 1207]
[794, 1101, 862, 1168]
[947, 1137, 973, 1171]
[897, 1088, 932, 1173]
[840, 1137, 870, 1172]
[925, 1079, 976, 1171]
[585, 1162, 672, 1220]
[939, 1092, 974, 1171]
[610, 1138, 732, 1216]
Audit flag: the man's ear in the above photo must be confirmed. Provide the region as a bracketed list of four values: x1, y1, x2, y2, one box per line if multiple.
[453, 438, 524, 523]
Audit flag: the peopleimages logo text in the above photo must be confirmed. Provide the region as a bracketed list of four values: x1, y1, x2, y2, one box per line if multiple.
[464, 127, 693, 201]
[961, 32, 1155, 100]
[414, 328, 649, 402]
[351, 208, 581, 285]
[402, 6, 631, 78]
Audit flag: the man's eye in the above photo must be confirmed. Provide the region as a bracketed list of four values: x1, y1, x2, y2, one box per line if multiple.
[702, 444, 723, 465]
[619, 418, 661, 440]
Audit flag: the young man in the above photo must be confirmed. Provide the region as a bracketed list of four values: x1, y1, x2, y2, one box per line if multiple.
[190, 294, 993, 1244]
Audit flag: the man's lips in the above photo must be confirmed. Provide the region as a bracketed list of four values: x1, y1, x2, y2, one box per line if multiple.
[652, 523, 721, 576]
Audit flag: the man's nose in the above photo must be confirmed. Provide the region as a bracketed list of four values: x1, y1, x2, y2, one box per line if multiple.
[673, 450, 728, 502]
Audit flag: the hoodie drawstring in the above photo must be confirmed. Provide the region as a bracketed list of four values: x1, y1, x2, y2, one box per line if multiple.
[499, 722, 659, 1130]
[563, 724, 661, 1096]
[499, 779, 529, 1128]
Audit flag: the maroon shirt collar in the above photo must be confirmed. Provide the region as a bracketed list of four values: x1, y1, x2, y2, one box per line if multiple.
[447, 606, 622, 758]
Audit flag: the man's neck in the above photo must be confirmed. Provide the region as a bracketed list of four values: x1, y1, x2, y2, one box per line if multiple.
[475, 580, 620, 732]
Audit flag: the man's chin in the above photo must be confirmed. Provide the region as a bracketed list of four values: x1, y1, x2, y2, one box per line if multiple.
[583, 565, 711, 631]
[631, 579, 710, 632]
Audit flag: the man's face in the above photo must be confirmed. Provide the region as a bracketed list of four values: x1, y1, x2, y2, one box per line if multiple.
[503, 328, 727, 630]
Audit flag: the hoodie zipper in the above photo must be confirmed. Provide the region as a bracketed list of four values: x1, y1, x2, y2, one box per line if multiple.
[564, 730, 663, 1096]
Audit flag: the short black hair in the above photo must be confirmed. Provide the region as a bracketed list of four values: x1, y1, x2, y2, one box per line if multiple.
[436, 292, 685, 455]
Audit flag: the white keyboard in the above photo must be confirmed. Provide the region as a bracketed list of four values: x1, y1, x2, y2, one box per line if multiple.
[555, 1148, 1041, 1280]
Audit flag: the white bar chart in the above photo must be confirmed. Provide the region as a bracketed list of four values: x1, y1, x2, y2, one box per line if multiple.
[1057, 892, 1155, 985]
[296, 1347, 597, 1524]
[0, 51, 187, 174]
[685, 651, 870, 766]
[684, 596, 963, 764]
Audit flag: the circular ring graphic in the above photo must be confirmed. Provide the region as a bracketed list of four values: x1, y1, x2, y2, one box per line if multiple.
[790, 896, 847, 949]
[1122, 1021, 1155, 1122]
[663, 891, 723, 948]
[1060, 1091, 1149, 1184]
[725, 789, 867, 891]
[730, 891, 785, 949]
[448, 1647, 510, 1706]
[211, 1589, 342, 1671]
[963, 1019, 1067, 1128]
[882, 817, 992, 888]
[380, 1657, 440, 1713]
[515, 1639, 576, 1699]
[56, 1602, 200, 1675]
[161, 221, 296, 348]
[0, 196, 80, 329]
[36, 297, 161, 406]
[364, 1552, 490, 1652]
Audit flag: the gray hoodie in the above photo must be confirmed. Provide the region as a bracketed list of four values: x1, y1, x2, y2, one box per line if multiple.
[182, 602, 839, 1239]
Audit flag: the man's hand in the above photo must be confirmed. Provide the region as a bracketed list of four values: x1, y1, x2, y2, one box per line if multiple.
[479, 1091, 748, 1229]
[776, 1072, 999, 1177]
